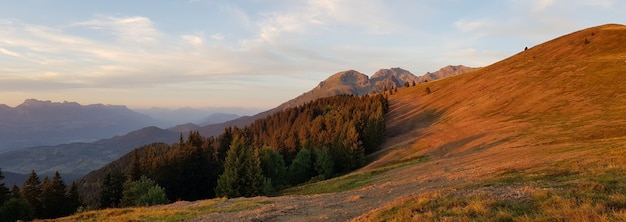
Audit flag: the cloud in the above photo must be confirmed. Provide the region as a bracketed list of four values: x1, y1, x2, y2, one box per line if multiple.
[210, 33, 224, 41]
[72, 16, 162, 43]
[182, 34, 204, 45]
[532, 0, 555, 12]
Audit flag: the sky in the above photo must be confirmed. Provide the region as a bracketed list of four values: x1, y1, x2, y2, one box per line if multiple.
[0, 0, 623, 110]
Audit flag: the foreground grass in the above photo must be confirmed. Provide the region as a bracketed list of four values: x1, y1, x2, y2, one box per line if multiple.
[361, 142, 626, 221]
[283, 155, 429, 195]
[46, 198, 272, 222]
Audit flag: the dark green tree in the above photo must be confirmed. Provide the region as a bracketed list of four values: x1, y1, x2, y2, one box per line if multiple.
[130, 150, 141, 181]
[99, 170, 126, 208]
[258, 146, 287, 191]
[121, 176, 168, 207]
[0, 196, 34, 221]
[65, 182, 81, 215]
[215, 136, 264, 198]
[0, 168, 9, 205]
[21, 170, 42, 218]
[41, 171, 67, 219]
[314, 146, 334, 180]
[287, 148, 314, 185]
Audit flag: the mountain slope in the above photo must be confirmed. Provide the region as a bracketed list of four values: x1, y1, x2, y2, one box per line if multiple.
[198, 66, 474, 137]
[55, 24, 626, 221]
[0, 99, 157, 153]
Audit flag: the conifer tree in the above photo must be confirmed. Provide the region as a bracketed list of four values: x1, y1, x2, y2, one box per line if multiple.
[65, 182, 81, 215]
[258, 146, 287, 190]
[21, 170, 42, 218]
[287, 148, 314, 185]
[0, 168, 9, 205]
[314, 146, 334, 179]
[99, 171, 126, 208]
[130, 150, 141, 181]
[41, 171, 67, 219]
[215, 136, 264, 198]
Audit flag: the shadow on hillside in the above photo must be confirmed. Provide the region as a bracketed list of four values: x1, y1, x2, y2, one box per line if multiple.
[386, 108, 447, 139]
[430, 134, 515, 158]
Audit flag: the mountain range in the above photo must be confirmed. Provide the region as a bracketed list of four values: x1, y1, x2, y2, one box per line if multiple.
[53, 23, 626, 221]
[0, 99, 156, 154]
[0, 65, 475, 185]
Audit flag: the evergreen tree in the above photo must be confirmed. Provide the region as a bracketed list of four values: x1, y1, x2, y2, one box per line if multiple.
[0, 168, 9, 205]
[343, 126, 364, 171]
[215, 136, 264, 198]
[10, 185, 20, 199]
[0, 196, 34, 221]
[287, 148, 314, 185]
[314, 146, 334, 179]
[130, 150, 141, 181]
[258, 146, 287, 190]
[41, 171, 67, 219]
[21, 170, 42, 218]
[99, 170, 126, 208]
[65, 182, 81, 215]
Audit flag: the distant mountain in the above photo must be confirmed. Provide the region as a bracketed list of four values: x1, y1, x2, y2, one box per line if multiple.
[198, 66, 475, 137]
[0, 99, 158, 154]
[134, 107, 261, 128]
[197, 113, 241, 126]
[0, 126, 178, 176]
[419, 65, 476, 82]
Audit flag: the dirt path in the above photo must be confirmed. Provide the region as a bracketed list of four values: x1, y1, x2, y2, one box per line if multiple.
[185, 156, 472, 222]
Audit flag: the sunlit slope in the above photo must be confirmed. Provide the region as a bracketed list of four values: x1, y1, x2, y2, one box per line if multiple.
[374, 24, 626, 168]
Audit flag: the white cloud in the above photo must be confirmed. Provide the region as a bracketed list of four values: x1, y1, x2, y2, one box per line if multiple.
[72, 16, 162, 43]
[532, 0, 555, 12]
[182, 34, 204, 45]
[210, 33, 224, 41]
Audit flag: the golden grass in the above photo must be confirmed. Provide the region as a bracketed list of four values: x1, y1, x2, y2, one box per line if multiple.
[44, 197, 272, 222]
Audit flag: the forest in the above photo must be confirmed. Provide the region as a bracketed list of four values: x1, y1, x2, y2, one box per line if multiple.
[80, 94, 388, 209]
[0, 169, 81, 221]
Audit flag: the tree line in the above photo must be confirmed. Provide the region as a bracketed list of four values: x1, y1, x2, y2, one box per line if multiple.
[0, 169, 80, 221]
[78, 94, 388, 208]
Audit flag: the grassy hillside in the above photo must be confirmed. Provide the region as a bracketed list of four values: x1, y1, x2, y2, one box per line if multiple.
[50, 24, 626, 221]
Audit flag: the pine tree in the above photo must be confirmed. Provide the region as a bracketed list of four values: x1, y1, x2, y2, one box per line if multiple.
[343, 126, 364, 171]
[287, 148, 313, 185]
[0, 168, 9, 205]
[99, 171, 126, 208]
[258, 146, 287, 190]
[215, 136, 264, 198]
[65, 182, 81, 215]
[314, 146, 334, 179]
[41, 171, 67, 219]
[21, 170, 43, 218]
[130, 150, 141, 181]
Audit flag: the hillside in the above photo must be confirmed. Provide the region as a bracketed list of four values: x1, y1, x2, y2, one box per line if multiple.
[50, 23, 626, 221]
[198, 66, 474, 137]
